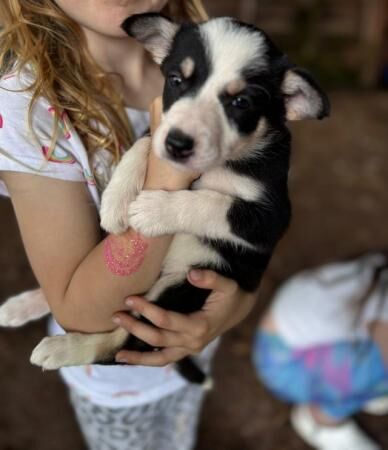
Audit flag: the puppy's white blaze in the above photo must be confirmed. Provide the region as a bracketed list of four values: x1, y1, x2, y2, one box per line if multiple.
[154, 97, 223, 170]
[153, 98, 193, 158]
[194, 168, 266, 202]
[162, 234, 226, 275]
[200, 18, 267, 91]
[156, 21, 269, 170]
[195, 20, 267, 164]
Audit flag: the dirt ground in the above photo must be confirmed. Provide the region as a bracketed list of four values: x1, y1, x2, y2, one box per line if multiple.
[1, 90, 388, 450]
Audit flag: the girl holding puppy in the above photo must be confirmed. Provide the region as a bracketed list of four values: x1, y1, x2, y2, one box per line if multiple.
[0, 1, 257, 449]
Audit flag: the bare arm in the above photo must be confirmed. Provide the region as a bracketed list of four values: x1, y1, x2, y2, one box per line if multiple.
[0, 171, 184, 333]
[1, 101, 198, 333]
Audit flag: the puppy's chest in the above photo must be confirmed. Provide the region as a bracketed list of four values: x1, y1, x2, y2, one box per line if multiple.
[191, 167, 265, 203]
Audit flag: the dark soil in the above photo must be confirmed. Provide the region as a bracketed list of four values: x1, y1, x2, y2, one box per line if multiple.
[1, 91, 388, 449]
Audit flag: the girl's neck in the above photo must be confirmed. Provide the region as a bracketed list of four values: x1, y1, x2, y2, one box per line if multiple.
[83, 28, 164, 110]
[84, 29, 143, 74]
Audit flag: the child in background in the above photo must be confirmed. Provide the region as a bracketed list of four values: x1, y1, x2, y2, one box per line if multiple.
[253, 252, 388, 450]
[0, 1, 258, 449]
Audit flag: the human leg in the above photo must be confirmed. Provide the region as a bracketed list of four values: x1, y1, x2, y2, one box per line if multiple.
[253, 331, 388, 449]
[68, 385, 205, 450]
[151, 384, 205, 450]
[253, 331, 388, 418]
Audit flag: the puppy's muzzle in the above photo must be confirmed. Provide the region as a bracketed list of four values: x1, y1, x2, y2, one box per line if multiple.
[165, 128, 195, 161]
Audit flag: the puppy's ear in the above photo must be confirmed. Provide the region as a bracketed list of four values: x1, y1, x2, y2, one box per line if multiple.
[122, 13, 180, 65]
[282, 68, 330, 121]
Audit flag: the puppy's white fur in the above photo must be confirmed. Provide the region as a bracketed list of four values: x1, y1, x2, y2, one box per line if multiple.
[282, 70, 324, 120]
[0, 288, 49, 327]
[31, 327, 128, 369]
[193, 167, 266, 202]
[100, 136, 150, 234]
[129, 189, 255, 250]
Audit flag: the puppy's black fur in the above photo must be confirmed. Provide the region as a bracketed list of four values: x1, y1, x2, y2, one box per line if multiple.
[28, 15, 329, 381]
[115, 14, 330, 384]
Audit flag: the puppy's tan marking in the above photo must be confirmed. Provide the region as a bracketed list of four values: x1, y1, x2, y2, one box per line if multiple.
[231, 117, 268, 160]
[226, 79, 247, 96]
[181, 57, 195, 78]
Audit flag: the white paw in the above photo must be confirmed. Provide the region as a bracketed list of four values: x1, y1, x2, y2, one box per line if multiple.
[128, 190, 174, 237]
[0, 289, 50, 327]
[100, 185, 131, 235]
[100, 136, 150, 235]
[30, 334, 93, 370]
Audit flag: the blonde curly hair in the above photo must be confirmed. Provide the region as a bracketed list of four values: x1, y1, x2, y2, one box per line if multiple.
[0, 0, 208, 164]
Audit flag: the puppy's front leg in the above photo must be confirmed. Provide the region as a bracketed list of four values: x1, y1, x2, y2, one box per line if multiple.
[128, 189, 251, 248]
[30, 327, 129, 370]
[100, 136, 150, 234]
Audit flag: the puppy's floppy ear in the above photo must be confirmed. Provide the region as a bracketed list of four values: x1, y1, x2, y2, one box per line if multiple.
[122, 13, 180, 65]
[282, 68, 330, 121]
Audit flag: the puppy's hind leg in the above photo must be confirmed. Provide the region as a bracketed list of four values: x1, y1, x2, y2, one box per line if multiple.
[0, 288, 50, 327]
[30, 327, 129, 370]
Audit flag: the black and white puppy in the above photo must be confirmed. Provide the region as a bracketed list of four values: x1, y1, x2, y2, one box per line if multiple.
[28, 14, 330, 383]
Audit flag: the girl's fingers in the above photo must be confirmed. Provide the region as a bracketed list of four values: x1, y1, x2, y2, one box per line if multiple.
[113, 312, 181, 348]
[188, 269, 238, 295]
[115, 347, 187, 367]
[124, 296, 195, 333]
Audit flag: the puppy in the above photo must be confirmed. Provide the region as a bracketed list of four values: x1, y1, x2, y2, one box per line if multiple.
[2, 14, 330, 384]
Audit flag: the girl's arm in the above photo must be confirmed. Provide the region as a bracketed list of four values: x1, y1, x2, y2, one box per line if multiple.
[1, 139, 197, 333]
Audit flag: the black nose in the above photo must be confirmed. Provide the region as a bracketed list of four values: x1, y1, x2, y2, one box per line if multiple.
[165, 129, 194, 160]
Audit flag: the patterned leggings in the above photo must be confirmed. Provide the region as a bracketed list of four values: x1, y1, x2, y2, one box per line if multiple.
[69, 386, 205, 450]
[253, 331, 388, 419]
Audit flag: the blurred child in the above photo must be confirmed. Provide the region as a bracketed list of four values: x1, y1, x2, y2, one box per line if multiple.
[253, 252, 388, 450]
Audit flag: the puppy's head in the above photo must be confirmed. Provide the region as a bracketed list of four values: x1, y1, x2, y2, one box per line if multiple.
[122, 14, 330, 172]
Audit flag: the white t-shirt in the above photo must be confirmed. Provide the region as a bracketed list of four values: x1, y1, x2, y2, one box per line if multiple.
[0, 70, 218, 408]
[271, 253, 388, 349]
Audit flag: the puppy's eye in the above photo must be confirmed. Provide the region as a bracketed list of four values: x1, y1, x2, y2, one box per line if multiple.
[232, 96, 251, 110]
[168, 73, 183, 88]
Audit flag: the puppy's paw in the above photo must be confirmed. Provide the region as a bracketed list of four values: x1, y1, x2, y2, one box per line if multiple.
[128, 190, 174, 237]
[100, 136, 150, 235]
[100, 186, 130, 235]
[30, 334, 97, 370]
[0, 289, 50, 327]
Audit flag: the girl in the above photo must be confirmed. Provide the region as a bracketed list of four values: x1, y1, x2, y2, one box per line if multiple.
[253, 252, 388, 450]
[0, 1, 258, 449]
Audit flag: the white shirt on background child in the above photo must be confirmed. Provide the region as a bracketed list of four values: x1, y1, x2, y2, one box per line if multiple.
[271, 253, 388, 349]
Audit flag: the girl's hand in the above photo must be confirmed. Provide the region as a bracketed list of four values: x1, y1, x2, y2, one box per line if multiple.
[112, 270, 257, 366]
[144, 97, 200, 191]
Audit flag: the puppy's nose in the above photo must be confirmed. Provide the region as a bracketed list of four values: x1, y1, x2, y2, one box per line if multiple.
[165, 129, 194, 160]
